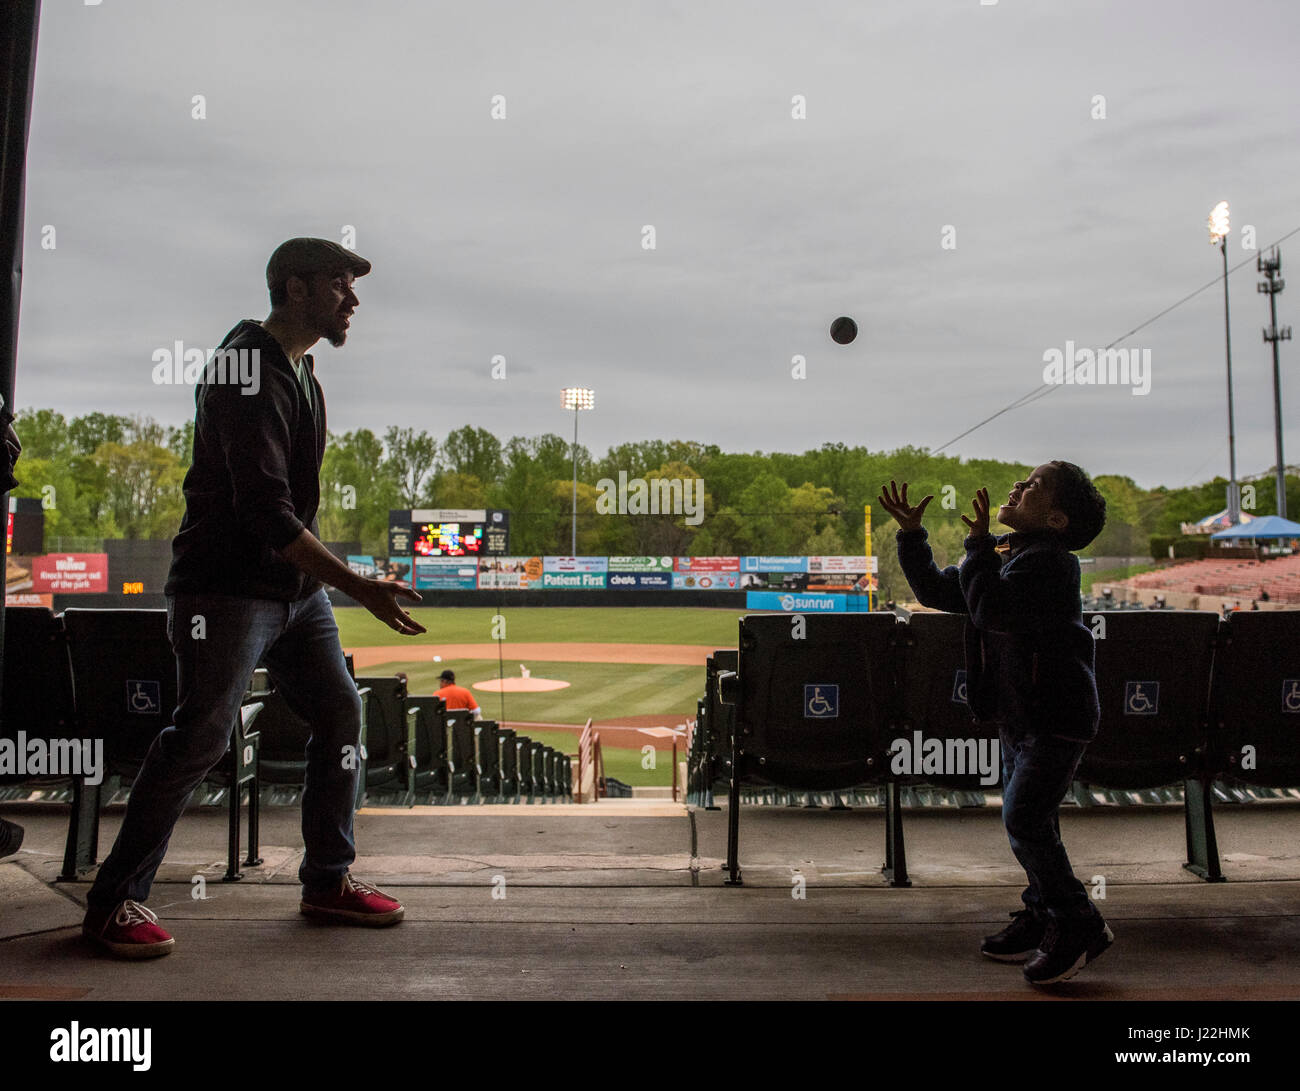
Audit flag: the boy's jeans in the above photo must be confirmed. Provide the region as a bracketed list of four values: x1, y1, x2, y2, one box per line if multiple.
[999, 725, 1099, 921]
[87, 588, 361, 910]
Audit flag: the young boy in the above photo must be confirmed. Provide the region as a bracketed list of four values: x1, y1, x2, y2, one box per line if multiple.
[877, 462, 1110, 985]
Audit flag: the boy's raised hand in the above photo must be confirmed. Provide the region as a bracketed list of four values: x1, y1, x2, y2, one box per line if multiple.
[877, 480, 933, 532]
[961, 487, 991, 537]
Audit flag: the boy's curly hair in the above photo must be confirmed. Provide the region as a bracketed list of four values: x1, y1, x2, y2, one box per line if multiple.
[1048, 461, 1107, 551]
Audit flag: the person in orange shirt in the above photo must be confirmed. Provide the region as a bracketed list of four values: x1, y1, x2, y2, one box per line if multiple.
[438, 670, 481, 719]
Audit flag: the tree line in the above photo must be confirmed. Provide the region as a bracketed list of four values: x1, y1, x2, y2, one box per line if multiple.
[12, 409, 1298, 601]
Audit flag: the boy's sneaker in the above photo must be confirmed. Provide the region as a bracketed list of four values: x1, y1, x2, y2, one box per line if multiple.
[980, 908, 1045, 963]
[1023, 915, 1114, 985]
[300, 873, 404, 926]
[82, 900, 175, 959]
[0, 817, 24, 859]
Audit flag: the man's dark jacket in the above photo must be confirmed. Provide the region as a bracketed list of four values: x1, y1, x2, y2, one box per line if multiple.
[165, 320, 325, 601]
[896, 527, 1099, 742]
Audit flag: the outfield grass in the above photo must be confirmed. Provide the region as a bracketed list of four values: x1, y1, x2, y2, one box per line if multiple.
[335, 605, 743, 648]
[355, 657, 699, 725]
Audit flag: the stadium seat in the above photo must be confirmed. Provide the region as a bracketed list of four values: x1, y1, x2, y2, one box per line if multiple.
[404, 694, 449, 801]
[352, 676, 411, 800]
[888, 611, 1002, 886]
[1076, 610, 1221, 880]
[445, 710, 477, 802]
[514, 735, 534, 800]
[1205, 612, 1300, 862]
[1, 607, 81, 877]
[496, 726, 519, 802]
[59, 608, 264, 879]
[474, 720, 502, 802]
[721, 613, 903, 886]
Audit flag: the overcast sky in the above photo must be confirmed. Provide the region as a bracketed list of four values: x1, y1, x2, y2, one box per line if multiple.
[15, 0, 1300, 490]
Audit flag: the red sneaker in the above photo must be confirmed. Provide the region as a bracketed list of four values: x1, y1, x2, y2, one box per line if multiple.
[82, 900, 175, 959]
[300, 873, 404, 926]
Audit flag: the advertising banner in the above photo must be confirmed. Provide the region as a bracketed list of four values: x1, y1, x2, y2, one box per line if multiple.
[672, 570, 741, 590]
[674, 556, 740, 572]
[606, 572, 673, 589]
[541, 571, 606, 590]
[607, 556, 674, 572]
[31, 553, 109, 593]
[346, 555, 414, 584]
[477, 556, 543, 590]
[746, 591, 847, 613]
[807, 555, 878, 573]
[740, 556, 806, 573]
[413, 556, 478, 590]
[543, 556, 609, 573]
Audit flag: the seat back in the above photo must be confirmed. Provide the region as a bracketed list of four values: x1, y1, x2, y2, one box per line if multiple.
[353, 675, 407, 769]
[1213, 611, 1300, 787]
[705, 650, 738, 782]
[61, 608, 175, 773]
[1078, 611, 1218, 789]
[1, 606, 78, 784]
[446, 709, 475, 793]
[475, 720, 501, 790]
[496, 726, 518, 793]
[514, 734, 533, 794]
[896, 612, 1001, 789]
[733, 613, 901, 790]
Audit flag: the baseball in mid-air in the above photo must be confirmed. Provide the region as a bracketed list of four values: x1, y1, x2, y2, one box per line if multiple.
[830, 316, 858, 344]
[433, 655, 442, 662]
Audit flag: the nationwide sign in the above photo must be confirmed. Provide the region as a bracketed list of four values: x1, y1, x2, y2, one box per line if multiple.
[741, 556, 806, 572]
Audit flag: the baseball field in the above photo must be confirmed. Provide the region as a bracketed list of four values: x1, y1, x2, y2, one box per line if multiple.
[336, 606, 743, 787]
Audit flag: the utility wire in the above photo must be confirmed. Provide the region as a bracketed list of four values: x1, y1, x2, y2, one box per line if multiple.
[932, 224, 1300, 454]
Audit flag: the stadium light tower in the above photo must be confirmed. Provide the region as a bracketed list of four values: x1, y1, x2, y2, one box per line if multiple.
[1209, 201, 1240, 525]
[561, 387, 595, 555]
[1257, 248, 1291, 519]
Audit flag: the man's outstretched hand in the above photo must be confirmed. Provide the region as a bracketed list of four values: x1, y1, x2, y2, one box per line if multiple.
[353, 579, 426, 635]
[961, 487, 991, 537]
[877, 480, 934, 532]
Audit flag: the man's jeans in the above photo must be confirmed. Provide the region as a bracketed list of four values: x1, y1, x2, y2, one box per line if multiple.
[87, 589, 360, 910]
[999, 726, 1098, 921]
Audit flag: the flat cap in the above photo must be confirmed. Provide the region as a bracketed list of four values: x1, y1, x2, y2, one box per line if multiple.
[266, 237, 371, 289]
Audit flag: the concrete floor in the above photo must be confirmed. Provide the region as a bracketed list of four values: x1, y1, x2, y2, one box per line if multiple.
[1, 796, 1298, 1001]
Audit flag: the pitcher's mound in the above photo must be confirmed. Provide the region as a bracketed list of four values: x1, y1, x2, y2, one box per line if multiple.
[472, 677, 571, 693]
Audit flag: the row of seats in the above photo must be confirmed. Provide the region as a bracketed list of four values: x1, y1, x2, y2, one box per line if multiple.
[0, 607, 573, 882]
[687, 610, 1300, 887]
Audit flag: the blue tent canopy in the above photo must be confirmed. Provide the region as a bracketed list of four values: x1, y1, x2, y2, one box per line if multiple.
[1211, 515, 1300, 540]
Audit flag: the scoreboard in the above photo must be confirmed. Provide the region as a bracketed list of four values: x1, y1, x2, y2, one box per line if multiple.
[414, 521, 484, 557]
[390, 508, 509, 557]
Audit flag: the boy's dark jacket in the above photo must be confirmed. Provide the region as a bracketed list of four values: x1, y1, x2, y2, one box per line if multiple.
[896, 526, 1099, 742]
[165, 320, 325, 601]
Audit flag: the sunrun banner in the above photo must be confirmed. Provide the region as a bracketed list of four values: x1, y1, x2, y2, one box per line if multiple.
[746, 591, 848, 612]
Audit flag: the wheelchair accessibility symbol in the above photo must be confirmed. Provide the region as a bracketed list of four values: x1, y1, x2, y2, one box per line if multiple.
[804, 684, 839, 719]
[1283, 680, 1300, 714]
[952, 670, 968, 705]
[1124, 681, 1159, 716]
[126, 679, 162, 715]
